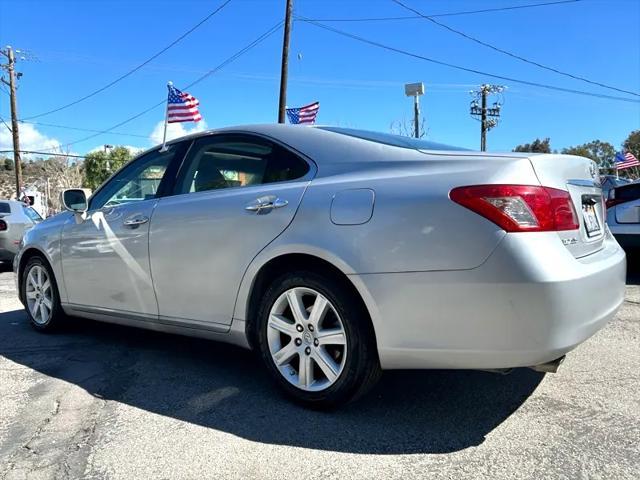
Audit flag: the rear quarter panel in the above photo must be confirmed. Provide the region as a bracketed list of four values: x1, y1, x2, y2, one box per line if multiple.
[269, 155, 540, 274]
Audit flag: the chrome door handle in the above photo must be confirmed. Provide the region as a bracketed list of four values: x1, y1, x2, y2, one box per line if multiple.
[245, 197, 288, 214]
[123, 215, 149, 226]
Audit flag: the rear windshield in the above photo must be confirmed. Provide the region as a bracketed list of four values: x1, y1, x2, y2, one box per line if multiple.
[318, 127, 465, 151]
[615, 183, 640, 202]
[0, 202, 10, 214]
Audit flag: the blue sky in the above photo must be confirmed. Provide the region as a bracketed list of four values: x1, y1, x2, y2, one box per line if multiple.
[0, 0, 639, 155]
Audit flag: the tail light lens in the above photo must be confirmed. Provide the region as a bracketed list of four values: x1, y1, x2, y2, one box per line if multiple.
[0, 220, 6, 231]
[450, 185, 579, 232]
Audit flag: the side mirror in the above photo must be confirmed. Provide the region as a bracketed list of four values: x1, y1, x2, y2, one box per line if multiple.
[61, 189, 88, 213]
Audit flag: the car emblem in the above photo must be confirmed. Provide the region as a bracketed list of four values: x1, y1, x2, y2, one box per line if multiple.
[303, 331, 313, 345]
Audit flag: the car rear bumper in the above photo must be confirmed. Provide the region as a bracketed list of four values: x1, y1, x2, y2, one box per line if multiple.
[352, 232, 626, 370]
[0, 238, 18, 261]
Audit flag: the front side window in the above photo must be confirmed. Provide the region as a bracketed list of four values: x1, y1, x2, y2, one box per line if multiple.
[89, 143, 185, 210]
[175, 135, 309, 195]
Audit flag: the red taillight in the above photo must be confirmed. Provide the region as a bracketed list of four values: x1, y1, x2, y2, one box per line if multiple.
[0, 220, 6, 231]
[450, 185, 579, 232]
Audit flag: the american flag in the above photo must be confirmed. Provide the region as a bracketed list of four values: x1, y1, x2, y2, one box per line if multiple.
[167, 84, 202, 123]
[615, 151, 640, 170]
[286, 101, 320, 124]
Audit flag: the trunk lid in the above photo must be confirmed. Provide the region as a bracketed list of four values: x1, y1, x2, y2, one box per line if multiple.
[613, 183, 640, 224]
[528, 154, 605, 258]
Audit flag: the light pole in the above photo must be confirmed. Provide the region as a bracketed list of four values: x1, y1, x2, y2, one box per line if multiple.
[404, 82, 424, 138]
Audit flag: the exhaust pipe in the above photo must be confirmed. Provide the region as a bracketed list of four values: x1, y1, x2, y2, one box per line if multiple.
[529, 355, 565, 373]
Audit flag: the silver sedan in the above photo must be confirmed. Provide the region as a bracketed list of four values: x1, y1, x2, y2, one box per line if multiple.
[14, 125, 626, 407]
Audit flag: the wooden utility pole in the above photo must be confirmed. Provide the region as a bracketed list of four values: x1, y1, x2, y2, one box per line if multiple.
[480, 87, 487, 152]
[469, 84, 504, 152]
[1, 46, 23, 198]
[277, 0, 294, 123]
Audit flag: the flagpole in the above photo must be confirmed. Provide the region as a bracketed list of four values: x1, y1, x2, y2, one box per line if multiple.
[160, 81, 172, 152]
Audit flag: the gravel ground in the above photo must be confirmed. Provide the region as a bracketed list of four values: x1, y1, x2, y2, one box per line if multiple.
[0, 258, 638, 480]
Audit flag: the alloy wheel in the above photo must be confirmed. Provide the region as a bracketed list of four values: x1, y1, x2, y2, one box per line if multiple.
[25, 265, 53, 325]
[267, 287, 347, 392]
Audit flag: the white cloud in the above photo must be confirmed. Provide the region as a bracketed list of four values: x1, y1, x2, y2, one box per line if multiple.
[0, 122, 63, 156]
[149, 120, 208, 145]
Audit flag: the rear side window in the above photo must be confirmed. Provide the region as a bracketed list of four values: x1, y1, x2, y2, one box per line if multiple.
[0, 203, 10, 214]
[175, 135, 310, 195]
[615, 184, 640, 202]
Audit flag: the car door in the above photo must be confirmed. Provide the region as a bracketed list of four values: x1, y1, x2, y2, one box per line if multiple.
[60, 142, 189, 316]
[149, 133, 315, 328]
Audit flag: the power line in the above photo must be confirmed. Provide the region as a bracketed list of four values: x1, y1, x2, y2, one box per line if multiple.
[29, 21, 284, 153]
[20, 120, 148, 138]
[304, 0, 581, 22]
[0, 115, 11, 133]
[23, 0, 234, 121]
[0, 149, 86, 158]
[391, 0, 639, 97]
[296, 16, 640, 104]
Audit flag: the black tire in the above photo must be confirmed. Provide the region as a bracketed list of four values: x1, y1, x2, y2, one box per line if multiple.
[256, 270, 381, 409]
[20, 256, 66, 332]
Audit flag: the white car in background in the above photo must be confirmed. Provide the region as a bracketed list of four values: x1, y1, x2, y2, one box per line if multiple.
[0, 200, 43, 263]
[607, 181, 640, 249]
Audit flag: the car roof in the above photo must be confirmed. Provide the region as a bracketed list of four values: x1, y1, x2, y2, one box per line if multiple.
[152, 124, 529, 164]
[0, 200, 24, 206]
[0, 200, 25, 214]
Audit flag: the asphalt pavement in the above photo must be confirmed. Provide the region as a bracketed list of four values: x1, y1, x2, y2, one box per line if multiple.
[0, 257, 638, 480]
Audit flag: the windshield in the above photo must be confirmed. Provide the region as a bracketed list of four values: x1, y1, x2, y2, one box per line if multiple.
[0, 202, 10, 214]
[23, 206, 43, 222]
[318, 127, 465, 151]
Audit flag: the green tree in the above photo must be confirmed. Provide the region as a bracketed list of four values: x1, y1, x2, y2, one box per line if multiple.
[83, 146, 132, 190]
[623, 130, 640, 159]
[513, 138, 551, 153]
[622, 130, 640, 178]
[561, 140, 616, 168]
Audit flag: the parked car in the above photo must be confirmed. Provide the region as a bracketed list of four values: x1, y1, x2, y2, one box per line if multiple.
[606, 181, 640, 249]
[0, 200, 43, 263]
[14, 125, 626, 407]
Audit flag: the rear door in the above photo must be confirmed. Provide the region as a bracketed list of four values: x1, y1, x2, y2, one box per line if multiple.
[149, 133, 314, 327]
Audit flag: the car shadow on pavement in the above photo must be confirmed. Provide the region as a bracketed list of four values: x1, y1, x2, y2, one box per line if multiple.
[0, 307, 544, 455]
